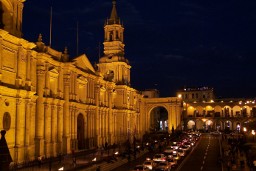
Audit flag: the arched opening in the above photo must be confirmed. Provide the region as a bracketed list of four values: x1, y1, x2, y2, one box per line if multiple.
[205, 120, 213, 131]
[77, 114, 85, 150]
[187, 120, 195, 130]
[236, 122, 241, 133]
[224, 120, 232, 133]
[149, 106, 168, 132]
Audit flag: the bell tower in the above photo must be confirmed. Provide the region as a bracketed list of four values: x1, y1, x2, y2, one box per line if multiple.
[0, 0, 25, 37]
[98, 0, 131, 86]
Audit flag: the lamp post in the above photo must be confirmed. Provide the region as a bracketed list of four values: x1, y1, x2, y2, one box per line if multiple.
[252, 130, 255, 142]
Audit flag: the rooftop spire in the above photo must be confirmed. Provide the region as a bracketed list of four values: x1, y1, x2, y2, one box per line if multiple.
[107, 0, 120, 25]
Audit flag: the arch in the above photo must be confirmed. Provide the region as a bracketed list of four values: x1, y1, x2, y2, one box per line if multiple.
[233, 105, 241, 117]
[223, 106, 232, 117]
[145, 97, 181, 133]
[187, 106, 195, 117]
[195, 106, 204, 117]
[205, 120, 213, 131]
[235, 122, 241, 132]
[187, 120, 195, 130]
[205, 105, 214, 117]
[252, 107, 256, 117]
[224, 120, 232, 132]
[242, 106, 250, 117]
[195, 119, 204, 130]
[214, 105, 222, 117]
[77, 113, 85, 150]
[148, 106, 168, 132]
[215, 120, 223, 131]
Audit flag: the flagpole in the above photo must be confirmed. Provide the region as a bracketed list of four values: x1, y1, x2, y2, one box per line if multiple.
[49, 6, 52, 47]
[76, 21, 79, 56]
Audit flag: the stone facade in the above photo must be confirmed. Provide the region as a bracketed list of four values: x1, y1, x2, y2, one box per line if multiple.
[0, 0, 183, 165]
[177, 87, 256, 132]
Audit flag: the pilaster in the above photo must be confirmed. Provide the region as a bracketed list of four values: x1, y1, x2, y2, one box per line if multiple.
[57, 105, 63, 154]
[0, 37, 3, 83]
[35, 64, 45, 157]
[51, 104, 57, 156]
[44, 104, 51, 158]
[14, 98, 25, 163]
[63, 73, 71, 153]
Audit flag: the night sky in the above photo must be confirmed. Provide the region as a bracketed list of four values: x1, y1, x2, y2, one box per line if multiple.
[22, 0, 256, 98]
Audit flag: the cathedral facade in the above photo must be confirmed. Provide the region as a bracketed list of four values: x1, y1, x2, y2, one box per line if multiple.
[0, 0, 183, 166]
[0, 0, 149, 164]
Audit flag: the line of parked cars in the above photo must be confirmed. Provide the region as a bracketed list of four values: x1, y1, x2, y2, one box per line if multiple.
[131, 131, 201, 171]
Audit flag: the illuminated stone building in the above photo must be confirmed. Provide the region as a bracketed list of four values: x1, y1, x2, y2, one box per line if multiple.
[177, 87, 256, 132]
[0, 0, 182, 166]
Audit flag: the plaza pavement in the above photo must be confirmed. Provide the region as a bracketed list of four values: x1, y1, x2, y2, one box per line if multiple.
[16, 147, 148, 171]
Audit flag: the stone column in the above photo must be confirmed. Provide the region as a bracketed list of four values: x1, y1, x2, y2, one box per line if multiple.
[35, 64, 45, 157]
[57, 105, 63, 154]
[14, 98, 24, 163]
[45, 63, 50, 96]
[74, 110, 78, 150]
[95, 84, 100, 146]
[25, 50, 31, 87]
[63, 73, 71, 154]
[51, 104, 57, 156]
[16, 46, 22, 87]
[0, 37, 2, 82]
[24, 99, 31, 162]
[87, 112, 90, 148]
[44, 104, 51, 157]
[70, 107, 75, 150]
[30, 56, 36, 92]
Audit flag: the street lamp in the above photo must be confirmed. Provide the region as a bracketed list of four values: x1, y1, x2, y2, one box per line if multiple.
[252, 130, 255, 142]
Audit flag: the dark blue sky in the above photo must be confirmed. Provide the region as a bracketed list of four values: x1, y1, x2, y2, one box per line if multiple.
[22, 0, 256, 98]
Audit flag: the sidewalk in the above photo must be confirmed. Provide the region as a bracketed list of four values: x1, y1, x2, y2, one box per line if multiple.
[16, 148, 100, 171]
[15, 147, 148, 171]
[220, 135, 252, 171]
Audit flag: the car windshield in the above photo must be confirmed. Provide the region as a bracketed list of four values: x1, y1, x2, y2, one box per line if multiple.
[155, 154, 162, 158]
[159, 162, 167, 166]
[134, 166, 143, 169]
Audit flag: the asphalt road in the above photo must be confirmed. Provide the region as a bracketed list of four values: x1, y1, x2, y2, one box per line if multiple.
[176, 134, 222, 171]
[112, 133, 222, 171]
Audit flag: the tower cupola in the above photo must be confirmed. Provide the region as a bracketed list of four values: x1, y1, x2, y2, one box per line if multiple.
[0, 0, 25, 37]
[98, 0, 131, 86]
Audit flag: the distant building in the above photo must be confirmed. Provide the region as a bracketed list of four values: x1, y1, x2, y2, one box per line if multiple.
[177, 86, 256, 132]
[177, 86, 215, 103]
[142, 89, 160, 98]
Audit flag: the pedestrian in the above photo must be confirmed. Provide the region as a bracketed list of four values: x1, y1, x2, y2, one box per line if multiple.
[37, 156, 42, 168]
[58, 153, 62, 163]
[73, 157, 76, 167]
[227, 160, 231, 171]
[96, 165, 101, 171]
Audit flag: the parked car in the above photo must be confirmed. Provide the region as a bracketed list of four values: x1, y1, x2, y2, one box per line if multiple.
[164, 146, 173, 153]
[131, 165, 149, 171]
[172, 151, 181, 161]
[153, 154, 166, 162]
[143, 160, 155, 170]
[155, 161, 171, 171]
[177, 149, 186, 157]
[167, 157, 177, 167]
